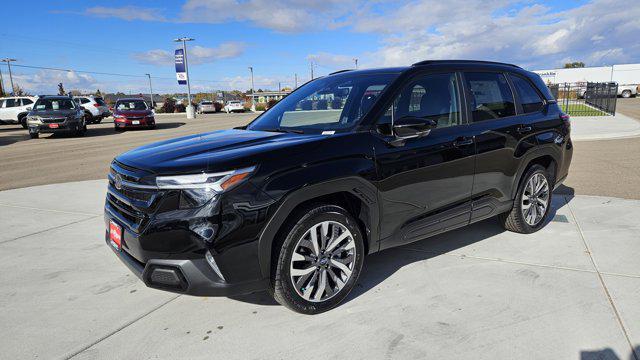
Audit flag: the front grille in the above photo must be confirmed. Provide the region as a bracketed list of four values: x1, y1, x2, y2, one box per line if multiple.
[107, 163, 159, 230]
[41, 117, 66, 123]
[127, 116, 144, 120]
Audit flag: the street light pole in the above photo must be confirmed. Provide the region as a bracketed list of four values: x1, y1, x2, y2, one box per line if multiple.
[248, 66, 255, 111]
[174, 37, 195, 119]
[294, 73, 298, 89]
[145, 73, 154, 110]
[1, 58, 17, 95]
[0, 66, 4, 96]
[354, 58, 358, 69]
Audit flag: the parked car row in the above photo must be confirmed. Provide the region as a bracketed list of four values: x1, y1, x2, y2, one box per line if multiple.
[196, 100, 246, 114]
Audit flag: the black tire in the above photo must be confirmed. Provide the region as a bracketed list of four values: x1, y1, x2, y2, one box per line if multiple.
[94, 117, 102, 124]
[75, 118, 87, 137]
[29, 132, 39, 139]
[621, 90, 632, 98]
[114, 125, 124, 132]
[271, 204, 365, 314]
[499, 164, 552, 234]
[84, 111, 94, 124]
[19, 115, 28, 129]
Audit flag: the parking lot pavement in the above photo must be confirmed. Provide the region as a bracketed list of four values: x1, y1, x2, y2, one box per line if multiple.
[571, 112, 640, 141]
[0, 181, 638, 360]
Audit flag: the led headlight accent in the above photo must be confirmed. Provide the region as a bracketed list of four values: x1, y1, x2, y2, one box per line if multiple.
[156, 166, 255, 192]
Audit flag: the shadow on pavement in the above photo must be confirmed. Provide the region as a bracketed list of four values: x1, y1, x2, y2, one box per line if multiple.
[234, 186, 577, 307]
[581, 345, 639, 360]
[0, 134, 30, 146]
[43, 122, 186, 139]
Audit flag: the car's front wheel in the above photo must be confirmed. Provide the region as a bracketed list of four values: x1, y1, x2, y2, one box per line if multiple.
[621, 90, 632, 98]
[271, 205, 364, 314]
[499, 164, 552, 233]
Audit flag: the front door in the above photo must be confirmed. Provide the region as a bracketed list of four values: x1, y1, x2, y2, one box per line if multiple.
[372, 72, 476, 250]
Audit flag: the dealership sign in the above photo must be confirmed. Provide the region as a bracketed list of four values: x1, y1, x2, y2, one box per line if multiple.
[175, 49, 187, 85]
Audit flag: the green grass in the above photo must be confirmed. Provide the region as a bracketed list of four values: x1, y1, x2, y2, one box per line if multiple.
[560, 104, 608, 116]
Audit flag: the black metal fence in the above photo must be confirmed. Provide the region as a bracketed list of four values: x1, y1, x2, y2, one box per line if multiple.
[547, 82, 618, 116]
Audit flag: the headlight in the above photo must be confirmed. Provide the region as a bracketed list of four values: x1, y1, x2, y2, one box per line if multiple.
[156, 167, 255, 208]
[27, 116, 41, 124]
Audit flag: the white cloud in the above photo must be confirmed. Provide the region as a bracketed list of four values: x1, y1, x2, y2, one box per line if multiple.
[356, 0, 640, 69]
[179, 0, 358, 32]
[12, 70, 102, 95]
[307, 52, 357, 69]
[131, 42, 246, 66]
[85, 6, 167, 21]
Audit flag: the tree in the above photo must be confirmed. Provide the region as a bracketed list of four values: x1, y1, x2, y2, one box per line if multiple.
[564, 62, 585, 68]
[12, 84, 29, 96]
[58, 82, 66, 95]
[95, 89, 102, 96]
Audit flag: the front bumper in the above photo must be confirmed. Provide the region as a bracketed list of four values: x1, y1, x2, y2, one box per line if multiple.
[114, 117, 155, 128]
[29, 122, 79, 133]
[105, 226, 268, 296]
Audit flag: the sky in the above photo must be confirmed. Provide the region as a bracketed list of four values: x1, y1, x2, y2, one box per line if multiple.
[1, 0, 639, 95]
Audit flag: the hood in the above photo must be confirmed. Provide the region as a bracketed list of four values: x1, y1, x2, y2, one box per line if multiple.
[114, 109, 152, 116]
[30, 109, 77, 117]
[116, 129, 323, 174]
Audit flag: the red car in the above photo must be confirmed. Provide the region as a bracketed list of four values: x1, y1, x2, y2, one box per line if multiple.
[113, 98, 156, 131]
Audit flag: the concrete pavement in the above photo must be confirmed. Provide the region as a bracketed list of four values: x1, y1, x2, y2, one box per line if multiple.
[571, 112, 640, 141]
[0, 180, 638, 360]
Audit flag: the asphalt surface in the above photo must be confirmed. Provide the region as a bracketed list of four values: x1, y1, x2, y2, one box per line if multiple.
[1, 109, 639, 199]
[0, 112, 258, 190]
[1, 182, 639, 359]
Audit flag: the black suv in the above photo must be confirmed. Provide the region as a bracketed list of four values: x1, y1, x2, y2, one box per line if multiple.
[105, 60, 572, 314]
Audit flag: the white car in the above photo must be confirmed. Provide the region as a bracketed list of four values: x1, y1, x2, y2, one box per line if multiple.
[73, 96, 111, 123]
[197, 100, 216, 114]
[618, 85, 638, 98]
[0, 96, 38, 128]
[224, 100, 245, 113]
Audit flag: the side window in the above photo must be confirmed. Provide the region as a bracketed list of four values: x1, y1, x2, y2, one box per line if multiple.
[378, 72, 461, 134]
[5, 99, 16, 108]
[81, 98, 90, 104]
[22, 98, 33, 106]
[511, 74, 544, 113]
[464, 72, 515, 122]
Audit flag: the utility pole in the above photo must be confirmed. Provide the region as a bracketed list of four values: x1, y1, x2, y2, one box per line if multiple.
[174, 37, 195, 119]
[278, 81, 281, 92]
[0, 66, 4, 96]
[145, 74, 154, 110]
[310, 61, 315, 80]
[248, 66, 255, 111]
[1, 58, 17, 95]
[294, 73, 298, 89]
[354, 58, 358, 69]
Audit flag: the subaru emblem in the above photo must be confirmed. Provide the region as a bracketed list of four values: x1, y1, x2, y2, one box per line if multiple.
[114, 174, 123, 191]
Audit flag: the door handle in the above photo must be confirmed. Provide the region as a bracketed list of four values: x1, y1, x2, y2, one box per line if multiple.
[517, 126, 533, 134]
[453, 137, 474, 147]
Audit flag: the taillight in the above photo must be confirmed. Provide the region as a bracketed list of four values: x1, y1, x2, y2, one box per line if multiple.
[94, 103, 100, 107]
[560, 113, 570, 132]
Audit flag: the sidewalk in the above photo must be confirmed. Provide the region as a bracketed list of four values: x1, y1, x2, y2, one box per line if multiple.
[571, 112, 640, 141]
[0, 180, 638, 359]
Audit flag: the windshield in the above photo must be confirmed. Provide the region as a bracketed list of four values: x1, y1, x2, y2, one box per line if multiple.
[116, 100, 147, 111]
[33, 98, 76, 111]
[201, 101, 213, 105]
[247, 72, 399, 133]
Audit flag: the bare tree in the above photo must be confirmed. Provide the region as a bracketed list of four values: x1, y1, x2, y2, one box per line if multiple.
[58, 82, 66, 95]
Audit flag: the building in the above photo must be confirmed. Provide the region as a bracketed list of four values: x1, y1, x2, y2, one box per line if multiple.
[248, 90, 291, 104]
[533, 63, 640, 86]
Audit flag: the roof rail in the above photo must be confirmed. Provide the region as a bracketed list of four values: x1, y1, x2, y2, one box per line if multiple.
[412, 60, 521, 69]
[328, 69, 353, 75]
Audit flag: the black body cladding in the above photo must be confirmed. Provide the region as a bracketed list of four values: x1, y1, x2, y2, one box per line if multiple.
[105, 61, 572, 298]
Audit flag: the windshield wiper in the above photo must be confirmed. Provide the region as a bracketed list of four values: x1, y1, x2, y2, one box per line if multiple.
[261, 128, 304, 134]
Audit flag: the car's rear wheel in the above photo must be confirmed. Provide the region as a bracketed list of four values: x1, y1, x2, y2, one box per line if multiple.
[271, 205, 364, 314]
[499, 164, 552, 233]
[621, 90, 632, 98]
[29, 132, 39, 139]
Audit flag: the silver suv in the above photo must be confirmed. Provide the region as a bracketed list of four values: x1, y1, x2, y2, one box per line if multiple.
[73, 96, 110, 123]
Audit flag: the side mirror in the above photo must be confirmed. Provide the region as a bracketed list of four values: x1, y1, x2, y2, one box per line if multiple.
[393, 116, 436, 139]
[25, 107, 32, 111]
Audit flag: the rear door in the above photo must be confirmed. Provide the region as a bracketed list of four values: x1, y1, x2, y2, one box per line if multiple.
[0, 99, 7, 120]
[461, 71, 539, 221]
[372, 71, 476, 249]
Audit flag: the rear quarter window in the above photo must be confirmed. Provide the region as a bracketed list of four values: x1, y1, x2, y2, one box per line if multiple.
[511, 74, 544, 113]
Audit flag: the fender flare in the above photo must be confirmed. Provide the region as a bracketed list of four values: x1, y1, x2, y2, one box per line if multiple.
[510, 145, 561, 199]
[257, 177, 379, 278]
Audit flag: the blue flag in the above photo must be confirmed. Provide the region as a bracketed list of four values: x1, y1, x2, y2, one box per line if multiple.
[175, 49, 187, 85]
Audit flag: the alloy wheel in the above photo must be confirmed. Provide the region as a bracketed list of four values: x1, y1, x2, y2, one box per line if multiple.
[289, 220, 357, 302]
[521, 172, 550, 226]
